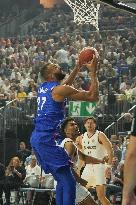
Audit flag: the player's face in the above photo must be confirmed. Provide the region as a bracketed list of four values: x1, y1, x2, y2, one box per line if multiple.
[54, 69, 66, 81]
[84, 119, 96, 131]
[65, 120, 80, 140]
[48, 64, 66, 81]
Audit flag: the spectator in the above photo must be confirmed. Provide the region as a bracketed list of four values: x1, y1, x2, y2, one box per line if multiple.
[25, 149, 35, 166]
[55, 47, 70, 72]
[17, 142, 31, 165]
[25, 155, 45, 183]
[24, 155, 45, 205]
[123, 113, 132, 132]
[0, 94, 6, 108]
[111, 157, 119, 175]
[17, 86, 27, 101]
[126, 51, 135, 66]
[105, 166, 122, 204]
[1, 157, 26, 205]
[113, 161, 124, 187]
[119, 76, 128, 93]
[112, 141, 122, 162]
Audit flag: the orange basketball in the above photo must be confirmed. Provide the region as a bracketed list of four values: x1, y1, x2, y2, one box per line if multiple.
[79, 47, 97, 66]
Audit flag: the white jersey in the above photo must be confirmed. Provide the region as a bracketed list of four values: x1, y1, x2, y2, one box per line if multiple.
[82, 130, 107, 159]
[60, 138, 79, 170]
[81, 130, 107, 187]
[60, 138, 90, 203]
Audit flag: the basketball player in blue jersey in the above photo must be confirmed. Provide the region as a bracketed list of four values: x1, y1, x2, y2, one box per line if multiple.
[30, 54, 100, 205]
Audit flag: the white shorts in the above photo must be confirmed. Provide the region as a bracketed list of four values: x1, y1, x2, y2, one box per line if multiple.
[76, 182, 90, 204]
[81, 164, 106, 187]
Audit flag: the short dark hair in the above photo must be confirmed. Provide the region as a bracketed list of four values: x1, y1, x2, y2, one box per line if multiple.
[40, 63, 50, 78]
[84, 116, 97, 124]
[60, 117, 75, 137]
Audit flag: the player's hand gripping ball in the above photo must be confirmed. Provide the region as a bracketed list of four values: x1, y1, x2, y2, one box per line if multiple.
[79, 47, 98, 66]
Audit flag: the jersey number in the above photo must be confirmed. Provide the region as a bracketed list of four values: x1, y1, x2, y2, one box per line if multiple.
[37, 97, 46, 110]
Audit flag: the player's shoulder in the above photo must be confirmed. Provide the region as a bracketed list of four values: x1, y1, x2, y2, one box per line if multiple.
[98, 130, 104, 135]
[63, 138, 73, 143]
[64, 139, 76, 152]
[60, 138, 73, 147]
[38, 81, 60, 92]
[98, 131, 107, 138]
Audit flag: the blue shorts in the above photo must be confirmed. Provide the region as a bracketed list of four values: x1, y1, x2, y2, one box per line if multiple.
[30, 129, 71, 173]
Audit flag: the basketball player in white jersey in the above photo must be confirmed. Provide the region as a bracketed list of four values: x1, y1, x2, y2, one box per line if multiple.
[76, 117, 113, 205]
[60, 117, 108, 205]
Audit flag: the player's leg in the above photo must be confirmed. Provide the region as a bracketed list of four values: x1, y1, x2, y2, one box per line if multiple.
[54, 166, 76, 205]
[96, 185, 111, 205]
[81, 165, 95, 187]
[55, 182, 63, 205]
[30, 131, 76, 205]
[76, 182, 98, 205]
[94, 164, 110, 205]
[32, 146, 76, 205]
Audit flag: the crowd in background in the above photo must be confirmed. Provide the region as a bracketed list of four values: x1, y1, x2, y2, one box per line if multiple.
[0, 0, 43, 25]
[0, 22, 136, 116]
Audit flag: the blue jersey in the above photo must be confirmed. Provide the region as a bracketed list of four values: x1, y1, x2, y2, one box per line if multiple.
[31, 81, 71, 174]
[35, 81, 64, 132]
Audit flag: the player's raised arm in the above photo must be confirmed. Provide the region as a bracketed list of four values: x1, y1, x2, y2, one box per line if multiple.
[52, 55, 99, 102]
[62, 63, 80, 86]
